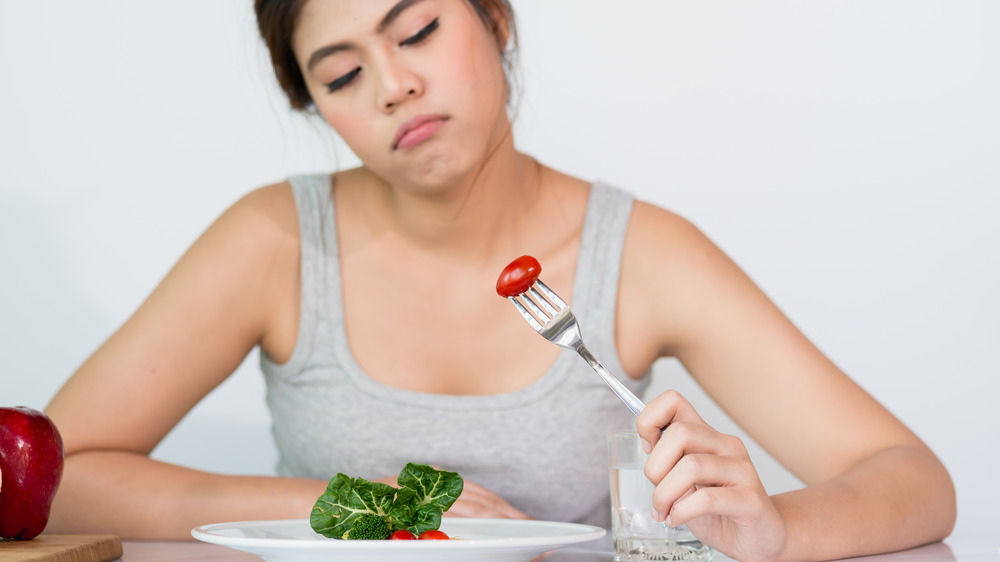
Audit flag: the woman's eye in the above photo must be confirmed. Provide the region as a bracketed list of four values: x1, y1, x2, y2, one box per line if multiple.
[400, 18, 439, 47]
[322, 18, 438, 93]
[326, 67, 361, 93]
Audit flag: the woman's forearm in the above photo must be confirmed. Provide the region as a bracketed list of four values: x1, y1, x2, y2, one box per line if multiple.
[47, 450, 327, 540]
[773, 444, 955, 562]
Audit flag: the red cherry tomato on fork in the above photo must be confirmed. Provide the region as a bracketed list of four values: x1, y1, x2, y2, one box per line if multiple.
[496, 255, 542, 297]
[418, 529, 450, 540]
[389, 529, 417, 540]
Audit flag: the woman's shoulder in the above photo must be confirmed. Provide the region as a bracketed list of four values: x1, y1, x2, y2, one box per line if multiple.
[618, 198, 741, 353]
[226, 179, 300, 240]
[625, 200, 737, 287]
[626, 198, 715, 258]
[225, 168, 368, 249]
[190, 178, 306, 274]
[230, 168, 362, 233]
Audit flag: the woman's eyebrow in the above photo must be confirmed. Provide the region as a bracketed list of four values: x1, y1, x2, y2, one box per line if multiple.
[377, 0, 426, 33]
[306, 0, 427, 71]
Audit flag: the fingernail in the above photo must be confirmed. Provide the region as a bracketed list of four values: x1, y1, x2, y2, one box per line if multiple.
[640, 438, 652, 454]
[650, 507, 665, 522]
[665, 513, 674, 527]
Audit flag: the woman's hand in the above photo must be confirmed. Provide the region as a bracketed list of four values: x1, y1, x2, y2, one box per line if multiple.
[444, 480, 532, 520]
[637, 390, 787, 562]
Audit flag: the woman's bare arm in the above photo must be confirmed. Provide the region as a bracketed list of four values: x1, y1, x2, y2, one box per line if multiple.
[51, 451, 325, 539]
[623, 202, 955, 560]
[44, 183, 317, 539]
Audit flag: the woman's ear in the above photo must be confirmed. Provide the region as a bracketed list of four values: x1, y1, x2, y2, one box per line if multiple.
[485, 0, 512, 52]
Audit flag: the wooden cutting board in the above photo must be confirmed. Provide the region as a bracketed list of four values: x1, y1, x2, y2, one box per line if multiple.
[0, 535, 122, 562]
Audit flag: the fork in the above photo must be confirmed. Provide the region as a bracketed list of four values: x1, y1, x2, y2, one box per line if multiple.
[508, 279, 646, 417]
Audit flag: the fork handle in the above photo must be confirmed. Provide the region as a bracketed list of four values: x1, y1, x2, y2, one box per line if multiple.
[575, 345, 646, 417]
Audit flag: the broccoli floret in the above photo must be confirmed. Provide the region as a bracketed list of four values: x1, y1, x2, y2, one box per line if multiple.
[342, 513, 392, 540]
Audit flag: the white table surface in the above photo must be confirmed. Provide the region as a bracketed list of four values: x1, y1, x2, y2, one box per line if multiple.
[118, 528, 998, 561]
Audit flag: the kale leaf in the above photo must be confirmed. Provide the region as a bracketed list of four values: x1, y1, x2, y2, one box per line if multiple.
[309, 474, 396, 538]
[310, 463, 464, 539]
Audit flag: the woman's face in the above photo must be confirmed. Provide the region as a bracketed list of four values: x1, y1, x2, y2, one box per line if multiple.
[292, 0, 510, 191]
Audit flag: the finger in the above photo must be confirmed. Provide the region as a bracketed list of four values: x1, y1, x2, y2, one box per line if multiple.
[636, 390, 706, 452]
[664, 483, 767, 528]
[649, 453, 749, 520]
[465, 492, 531, 520]
[644, 420, 731, 484]
[455, 480, 515, 506]
[445, 496, 532, 519]
[445, 481, 532, 520]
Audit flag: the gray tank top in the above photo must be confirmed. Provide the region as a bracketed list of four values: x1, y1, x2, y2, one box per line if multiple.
[261, 173, 651, 528]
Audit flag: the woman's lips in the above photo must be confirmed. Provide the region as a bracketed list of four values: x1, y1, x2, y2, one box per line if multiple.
[392, 114, 448, 151]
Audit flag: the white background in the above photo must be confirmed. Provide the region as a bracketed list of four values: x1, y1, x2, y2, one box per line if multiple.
[1, 0, 997, 535]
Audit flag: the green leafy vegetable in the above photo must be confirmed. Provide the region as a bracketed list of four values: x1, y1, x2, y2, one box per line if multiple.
[310, 462, 464, 539]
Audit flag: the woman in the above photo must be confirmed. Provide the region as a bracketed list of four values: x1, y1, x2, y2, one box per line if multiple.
[45, 0, 955, 559]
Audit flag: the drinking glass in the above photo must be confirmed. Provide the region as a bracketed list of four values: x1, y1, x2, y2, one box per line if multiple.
[608, 431, 712, 561]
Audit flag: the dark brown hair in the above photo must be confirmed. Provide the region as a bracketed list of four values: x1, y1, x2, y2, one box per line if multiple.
[255, 0, 519, 111]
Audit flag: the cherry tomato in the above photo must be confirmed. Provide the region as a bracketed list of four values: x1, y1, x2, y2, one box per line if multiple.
[418, 529, 450, 540]
[496, 255, 542, 297]
[389, 529, 417, 540]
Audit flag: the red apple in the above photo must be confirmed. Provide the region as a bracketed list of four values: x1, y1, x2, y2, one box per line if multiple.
[0, 406, 64, 540]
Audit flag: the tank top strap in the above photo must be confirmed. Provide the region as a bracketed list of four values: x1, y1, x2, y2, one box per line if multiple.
[261, 173, 336, 377]
[571, 181, 635, 382]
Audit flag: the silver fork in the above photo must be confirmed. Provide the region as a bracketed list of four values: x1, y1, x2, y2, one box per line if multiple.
[509, 279, 646, 416]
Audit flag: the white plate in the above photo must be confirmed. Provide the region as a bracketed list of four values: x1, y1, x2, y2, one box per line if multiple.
[192, 518, 606, 561]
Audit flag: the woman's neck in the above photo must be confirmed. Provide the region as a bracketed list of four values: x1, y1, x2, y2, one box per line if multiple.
[366, 137, 547, 261]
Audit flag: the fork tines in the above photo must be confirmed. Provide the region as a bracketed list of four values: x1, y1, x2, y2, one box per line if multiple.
[509, 279, 567, 331]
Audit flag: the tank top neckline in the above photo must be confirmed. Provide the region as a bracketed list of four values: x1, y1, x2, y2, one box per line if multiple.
[326, 179, 611, 410]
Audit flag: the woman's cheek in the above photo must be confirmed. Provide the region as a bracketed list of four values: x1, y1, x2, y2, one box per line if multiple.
[324, 112, 377, 152]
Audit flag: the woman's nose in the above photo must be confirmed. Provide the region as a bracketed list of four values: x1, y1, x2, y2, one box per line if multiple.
[376, 58, 422, 112]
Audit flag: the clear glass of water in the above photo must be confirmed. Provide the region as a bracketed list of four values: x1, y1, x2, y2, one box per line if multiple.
[608, 430, 712, 561]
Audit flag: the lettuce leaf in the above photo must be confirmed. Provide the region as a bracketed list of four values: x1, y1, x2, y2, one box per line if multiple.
[310, 463, 464, 538]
